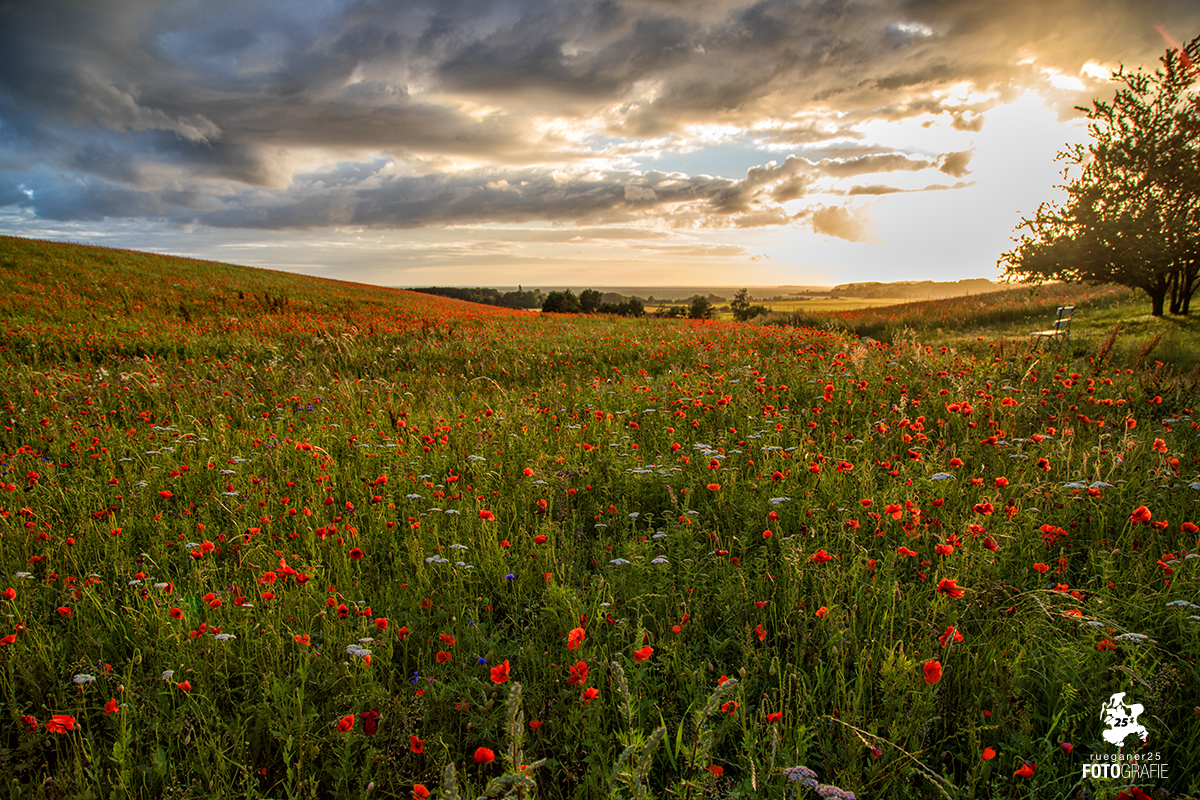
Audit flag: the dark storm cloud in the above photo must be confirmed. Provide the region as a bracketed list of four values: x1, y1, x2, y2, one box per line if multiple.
[1, 0, 1197, 230]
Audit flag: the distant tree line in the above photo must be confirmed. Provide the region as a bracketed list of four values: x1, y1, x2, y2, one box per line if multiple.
[657, 290, 768, 321]
[542, 289, 645, 316]
[409, 287, 544, 309]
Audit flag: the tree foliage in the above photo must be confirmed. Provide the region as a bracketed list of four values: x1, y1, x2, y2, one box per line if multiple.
[730, 288, 769, 322]
[999, 37, 1200, 316]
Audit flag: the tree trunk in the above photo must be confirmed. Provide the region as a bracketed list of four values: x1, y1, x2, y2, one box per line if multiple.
[1149, 288, 1166, 317]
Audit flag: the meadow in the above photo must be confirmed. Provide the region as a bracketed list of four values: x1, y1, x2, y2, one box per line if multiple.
[0, 236, 1197, 800]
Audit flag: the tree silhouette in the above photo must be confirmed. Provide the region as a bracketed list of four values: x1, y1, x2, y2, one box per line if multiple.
[1000, 36, 1200, 316]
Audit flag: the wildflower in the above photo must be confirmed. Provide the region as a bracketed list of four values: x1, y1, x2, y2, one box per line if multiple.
[1059, 742, 1074, 754]
[567, 661, 589, 685]
[707, 765, 724, 776]
[436, 651, 452, 664]
[1032, 562, 1049, 573]
[57, 607, 72, 617]
[490, 660, 511, 683]
[410, 735, 424, 753]
[982, 747, 996, 760]
[2, 588, 14, 601]
[360, 709, 380, 735]
[474, 746, 495, 763]
[923, 659, 943, 684]
[1130, 505, 1152, 525]
[936, 578, 965, 599]
[1014, 762, 1035, 778]
[375, 618, 388, 630]
[479, 510, 495, 521]
[938, 626, 963, 647]
[755, 623, 766, 641]
[177, 680, 192, 692]
[633, 646, 653, 662]
[529, 720, 542, 730]
[45, 715, 75, 734]
[721, 700, 739, 714]
[815, 606, 827, 617]
[413, 785, 430, 799]
[20, 715, 37, 731]
[706, 483, 721, 491]
[348, 548, 364, 561]
[766, 711, 783, 722]
[104, 698, 119, 715]
[567, 627, 585, 650]
[337, 715, 354, 732]
[897, 546, 917, 557]
[812, 550, 832, 563]
[582, 687, 600, 704]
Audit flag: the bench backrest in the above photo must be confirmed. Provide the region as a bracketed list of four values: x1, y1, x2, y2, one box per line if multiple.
[1055, 306, 1075, 330]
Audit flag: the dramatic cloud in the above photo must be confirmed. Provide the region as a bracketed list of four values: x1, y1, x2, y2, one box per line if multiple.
[1, 0, 1197, 271]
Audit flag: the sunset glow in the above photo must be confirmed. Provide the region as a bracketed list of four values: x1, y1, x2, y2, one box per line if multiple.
[1, 0, 1197, 287]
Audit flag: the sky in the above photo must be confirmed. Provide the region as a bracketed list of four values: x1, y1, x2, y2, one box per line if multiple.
[1, 0, 1198, 289]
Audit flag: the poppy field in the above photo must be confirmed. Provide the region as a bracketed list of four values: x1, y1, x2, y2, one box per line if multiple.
[0, 236, 1198, 800]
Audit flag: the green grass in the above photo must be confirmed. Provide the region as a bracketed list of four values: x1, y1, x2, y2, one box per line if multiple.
[0, 236, 1197, 800]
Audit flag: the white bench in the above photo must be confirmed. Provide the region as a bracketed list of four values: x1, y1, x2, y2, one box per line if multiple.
[1030, 306, 1075, 348]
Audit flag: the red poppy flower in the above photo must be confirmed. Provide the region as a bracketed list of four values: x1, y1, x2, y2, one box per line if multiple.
[57, 607, 72, 617]
[706, 483, 721, 491]
[582, 687, 600, 704]
[360, 709, 380, 735]
[348, 548, 364, 561]
[169, 607, 183, 620]
[707, 765, 724, 776]
[413, 784, 430, 799]
[766, 711, 783, 722]
[529, 720, 542, 730]
[177, 680, 192, 692]
[410, 735, 424, 753]
[1032, 562, 1049, 573]
[337, 715, 354, 732]
[20, 715, 37, 732]
[1130, 505, 1152, 525]
[567, 660, 589, 685]
[1059, 742, 1074, 754]
[375, 618, 388, 630]
[474, 747, 495, 763]
[939, 626, 963, 648]
[936, 578, 965, 599]
[479, 510, 495, 521]
[45, 714, 75, 734]
[534, 534, 547, 544]
[567, 627, 586, 650]
[104, 698, 119, 715]
[158, 490, 173, 499]
[1014, 762, 1035, 778]
[491, 660, 511, 683]
[633, 646, 653, 662]
[0, 634, 16, 646]
[811, 550, 832, 564]
[2, 587, 14, 601]
[815, 606, 827, 618]
[436, 651, 452, 664]
[897, 546, 917, 557]
[755, 624, 766, 641]
[923, 659, 943, 684]
[981, 747, 996, 760]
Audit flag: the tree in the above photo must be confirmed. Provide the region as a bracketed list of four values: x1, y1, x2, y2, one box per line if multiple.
[542, 289, 581, 313]
[730, 288, 769, 322]
[999, 37, 1200, 316]
[688, 295, 714, 320]
[579, 289, 602, 313]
